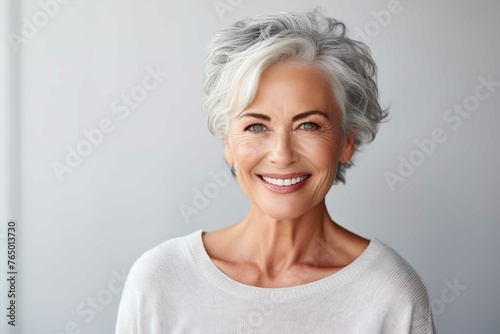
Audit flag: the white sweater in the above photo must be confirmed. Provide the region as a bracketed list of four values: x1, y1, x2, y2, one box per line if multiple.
[115, 229, 436, 333]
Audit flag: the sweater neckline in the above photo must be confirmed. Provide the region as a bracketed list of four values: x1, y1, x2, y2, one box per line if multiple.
[185, 229, 383, 301]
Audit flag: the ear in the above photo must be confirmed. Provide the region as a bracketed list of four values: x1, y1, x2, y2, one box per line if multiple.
[224, 137, 234, 165]
[339, 132, 356, 164]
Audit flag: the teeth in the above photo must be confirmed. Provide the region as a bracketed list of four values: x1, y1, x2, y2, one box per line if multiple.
[261, 175, 310, 186]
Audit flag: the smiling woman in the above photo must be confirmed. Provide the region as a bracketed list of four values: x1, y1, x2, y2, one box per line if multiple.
[224, 61, 354, 218]
[115, 7, 436, 334]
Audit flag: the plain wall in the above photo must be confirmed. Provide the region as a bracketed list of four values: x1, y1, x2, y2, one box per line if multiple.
[1, 0, 499, 333]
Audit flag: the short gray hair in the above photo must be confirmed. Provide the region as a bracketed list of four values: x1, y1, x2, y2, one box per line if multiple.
[202, 7, 390, 184]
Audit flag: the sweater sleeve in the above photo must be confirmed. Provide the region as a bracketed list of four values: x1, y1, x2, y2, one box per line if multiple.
[115, 252, 150, 334]
[377, 246, 437, 334]
[390, 257, 437, 334]
[409, 278, 436, 334]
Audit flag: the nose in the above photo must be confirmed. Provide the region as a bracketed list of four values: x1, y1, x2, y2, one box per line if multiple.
[266, 129, 299, 166]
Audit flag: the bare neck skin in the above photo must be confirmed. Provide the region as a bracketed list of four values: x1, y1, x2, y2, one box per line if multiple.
[220, 200, 354, 279]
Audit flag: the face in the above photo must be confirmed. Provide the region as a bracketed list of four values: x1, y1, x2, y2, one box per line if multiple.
[224, 61, 356, 220]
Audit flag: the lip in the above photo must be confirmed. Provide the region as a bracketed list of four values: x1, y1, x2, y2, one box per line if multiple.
[257, 173, 310, 179]
[257, 173, 311, 194]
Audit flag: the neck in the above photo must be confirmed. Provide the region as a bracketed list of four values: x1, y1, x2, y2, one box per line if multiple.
[231, 200, 338, 277]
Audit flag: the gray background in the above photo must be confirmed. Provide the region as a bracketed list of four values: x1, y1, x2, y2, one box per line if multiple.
[1, 0, 499, 333]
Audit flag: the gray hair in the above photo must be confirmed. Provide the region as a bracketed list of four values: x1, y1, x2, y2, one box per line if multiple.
[202, 7, 390, 184]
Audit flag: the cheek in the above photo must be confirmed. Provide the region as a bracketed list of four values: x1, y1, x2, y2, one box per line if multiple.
[297, 136, 339, 166]
[231, 137, 266, 163]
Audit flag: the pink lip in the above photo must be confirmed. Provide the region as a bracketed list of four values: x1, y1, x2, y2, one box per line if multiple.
[258, 173, 311, 179]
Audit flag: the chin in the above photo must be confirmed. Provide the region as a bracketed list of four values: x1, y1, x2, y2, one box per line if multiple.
[259, 202, 307, 221]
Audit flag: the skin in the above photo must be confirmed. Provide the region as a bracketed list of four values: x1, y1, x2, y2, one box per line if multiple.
[202, 61, 370, 288]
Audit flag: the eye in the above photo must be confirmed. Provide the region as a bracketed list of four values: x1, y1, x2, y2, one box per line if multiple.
[299, 122, 320, 131]
[244, 123, 266, 132]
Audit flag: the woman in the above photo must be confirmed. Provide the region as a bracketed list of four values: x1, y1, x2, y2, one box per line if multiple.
[115, 8, 436, 333]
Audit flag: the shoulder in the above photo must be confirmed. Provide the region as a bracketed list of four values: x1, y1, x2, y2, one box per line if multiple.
[363, 239, 432, 304]
[123, 231, 195, 295]
[116, 232, 200, 332]
[362, 239, 434, 333]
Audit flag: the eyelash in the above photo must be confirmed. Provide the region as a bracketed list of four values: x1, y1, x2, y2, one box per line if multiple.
[243, 121, 321, 133]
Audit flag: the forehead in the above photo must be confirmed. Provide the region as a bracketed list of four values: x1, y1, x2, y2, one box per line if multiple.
[246, 61, 336, 115]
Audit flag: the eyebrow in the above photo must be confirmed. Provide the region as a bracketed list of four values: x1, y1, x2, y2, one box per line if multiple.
[238, 110, 330, 122]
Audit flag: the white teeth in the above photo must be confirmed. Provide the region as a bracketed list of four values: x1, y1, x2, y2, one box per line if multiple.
[261, 175, 310, 186]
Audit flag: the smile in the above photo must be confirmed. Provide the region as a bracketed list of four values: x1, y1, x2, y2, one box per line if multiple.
[259, 174, 311, 187]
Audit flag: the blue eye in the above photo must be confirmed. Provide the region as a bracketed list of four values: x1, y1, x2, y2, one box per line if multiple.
[300, 122, 320, 131]
[244, 123, 265, 132]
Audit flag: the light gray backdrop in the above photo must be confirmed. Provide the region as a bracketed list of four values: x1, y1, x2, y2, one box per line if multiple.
[1, 0, 499, 333]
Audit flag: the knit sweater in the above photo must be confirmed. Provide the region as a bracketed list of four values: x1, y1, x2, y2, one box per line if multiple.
[115, 229, 436, 333]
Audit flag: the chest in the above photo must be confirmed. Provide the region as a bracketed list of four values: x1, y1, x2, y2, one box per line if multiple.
[211, 258, 344, 288]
